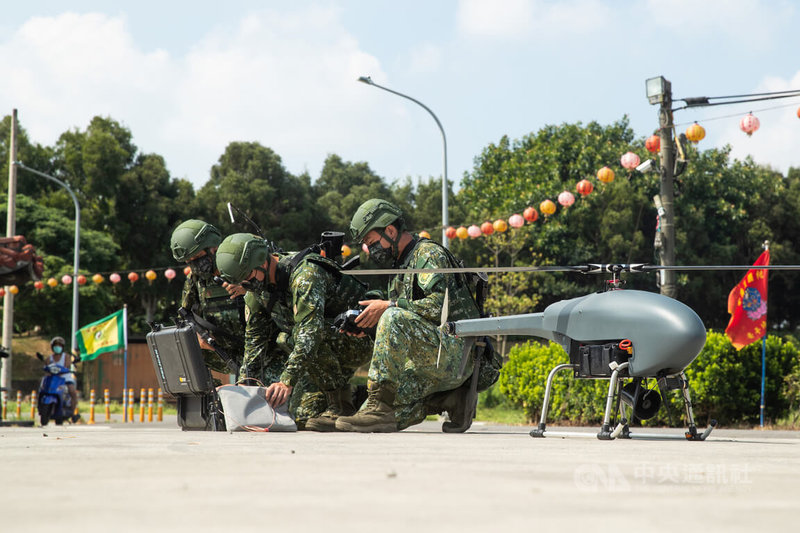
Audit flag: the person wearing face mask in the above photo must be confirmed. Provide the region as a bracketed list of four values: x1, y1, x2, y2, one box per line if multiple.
[170, 220, 246, 378]
[215, 234, 373, 431]
[40, 336, 81, 422]
[335, 199, 482, 433]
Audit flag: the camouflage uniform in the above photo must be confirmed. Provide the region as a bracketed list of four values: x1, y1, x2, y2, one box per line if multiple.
[181, 273, 245, 375]
[240, 251, 373, 422]
[368, 237, 481, 429]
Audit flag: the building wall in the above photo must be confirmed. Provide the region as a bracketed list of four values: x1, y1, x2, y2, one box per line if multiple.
[82, 340, 232, 401]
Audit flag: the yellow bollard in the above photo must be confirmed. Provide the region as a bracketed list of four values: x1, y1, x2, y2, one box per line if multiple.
[157, 388, 163, 422]
[30, 390, 37, 419]
[104, 389, 110, 422]
[138, 388, 146, 422]
[127, 388, 135, 423]
[88, 389, 96, 425]
[15, 390, 22, 419]
[147, 388, 154, 422]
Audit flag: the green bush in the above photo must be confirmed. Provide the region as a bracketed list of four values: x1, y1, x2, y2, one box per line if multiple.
[499, 331, 800, 426]
[685, 331, 798, 425]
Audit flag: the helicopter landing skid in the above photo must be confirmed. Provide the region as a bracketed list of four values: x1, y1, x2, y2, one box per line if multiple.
[530, 362, 717, 441]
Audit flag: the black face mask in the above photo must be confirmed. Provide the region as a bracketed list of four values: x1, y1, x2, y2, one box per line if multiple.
[368, 241, 396, 268]
[241, 267, 268, 293]
[188, 254, 214, 279]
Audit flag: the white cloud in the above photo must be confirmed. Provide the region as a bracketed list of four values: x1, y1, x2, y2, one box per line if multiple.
[714, 71, 800, 173]
[643, 0, 795, 50]
[0, 8, 399, 185]
[456, 0, 610, 40]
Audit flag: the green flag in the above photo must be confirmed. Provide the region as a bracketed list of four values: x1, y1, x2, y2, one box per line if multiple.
[75, 309, 125, 361]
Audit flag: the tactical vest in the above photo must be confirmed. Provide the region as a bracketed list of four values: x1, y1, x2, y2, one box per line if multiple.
[390, 237, 482, 322]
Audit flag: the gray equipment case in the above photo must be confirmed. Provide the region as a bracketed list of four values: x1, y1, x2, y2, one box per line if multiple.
[146, 323, 223, 431]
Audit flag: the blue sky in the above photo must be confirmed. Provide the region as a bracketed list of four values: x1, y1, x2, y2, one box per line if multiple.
[2, 0, 799, 189]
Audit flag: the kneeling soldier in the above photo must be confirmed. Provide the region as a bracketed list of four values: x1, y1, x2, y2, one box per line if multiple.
[215, 233, 373, 431]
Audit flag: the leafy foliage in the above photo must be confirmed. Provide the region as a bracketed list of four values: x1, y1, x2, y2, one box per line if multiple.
[499, 332, 799, 426]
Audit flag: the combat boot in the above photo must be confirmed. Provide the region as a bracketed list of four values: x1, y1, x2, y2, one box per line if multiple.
[305, 387, 352, 432]
[335, 381, 397, 433]
[439, 380, 477, 434]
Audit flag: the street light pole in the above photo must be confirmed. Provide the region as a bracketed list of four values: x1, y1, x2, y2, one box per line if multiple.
[358, 76, 449, 248]
[13, 162, 81, 355]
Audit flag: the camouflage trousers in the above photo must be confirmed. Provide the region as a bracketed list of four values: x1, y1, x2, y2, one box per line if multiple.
[367, 307, 473, 430]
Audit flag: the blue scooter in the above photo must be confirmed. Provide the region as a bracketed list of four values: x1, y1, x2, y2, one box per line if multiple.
[38, 363, 74, 426]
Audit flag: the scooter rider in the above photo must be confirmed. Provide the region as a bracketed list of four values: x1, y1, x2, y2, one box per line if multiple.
[41, 336, 80, 422]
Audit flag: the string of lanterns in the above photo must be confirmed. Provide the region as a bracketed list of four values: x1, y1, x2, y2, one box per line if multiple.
[2, 267, 187, 296]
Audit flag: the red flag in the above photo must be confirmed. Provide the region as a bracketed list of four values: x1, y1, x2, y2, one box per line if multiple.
[725, 249, 769, 350]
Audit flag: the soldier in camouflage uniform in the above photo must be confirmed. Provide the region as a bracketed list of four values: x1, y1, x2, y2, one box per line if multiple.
[335, 199, 482, 433]
[215, 233, 373, 431]
[170, 220, 245, 377]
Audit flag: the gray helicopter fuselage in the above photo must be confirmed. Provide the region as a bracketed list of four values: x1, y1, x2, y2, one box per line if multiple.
[451, 289, 707, 377]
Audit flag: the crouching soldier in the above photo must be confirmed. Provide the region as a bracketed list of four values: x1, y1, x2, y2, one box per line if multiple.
[215, 234, 373, 431]
[335, 199, 483, 433]
[170, 220, 245, 377]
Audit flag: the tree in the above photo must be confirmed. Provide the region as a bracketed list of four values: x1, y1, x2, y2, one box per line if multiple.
[196, 142, 323, 250]
[314, 154, 391, 234]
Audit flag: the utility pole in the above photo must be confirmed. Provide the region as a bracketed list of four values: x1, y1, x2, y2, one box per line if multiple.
[647, 77, 677, 298]
[1, 109, 18, 393]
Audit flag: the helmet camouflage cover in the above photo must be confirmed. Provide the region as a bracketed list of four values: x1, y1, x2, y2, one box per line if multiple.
[170, 220, 222, 262]
[349, 198, 404, 242]
[215, 233, 271, 284]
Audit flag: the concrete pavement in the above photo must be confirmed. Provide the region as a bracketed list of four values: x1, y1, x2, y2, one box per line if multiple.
[1, 418, 798, 533]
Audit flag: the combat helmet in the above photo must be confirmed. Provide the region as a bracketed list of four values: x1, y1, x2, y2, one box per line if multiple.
[350, 199, 404, 242]
[215, 233, 272, 284]
[170, 220, 222, 262]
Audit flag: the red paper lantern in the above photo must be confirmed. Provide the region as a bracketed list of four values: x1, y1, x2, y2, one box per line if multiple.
[467, 225, 482, 238]
[128, 272, 139, 284]
[620, 151, 640, 170]
[164, 268, 176, 281]
[183, 265, 192, 276]
[797, 106, 800, 119]
[77, 275, 87, 285]
[540, 199, 556, 216]
[480, 221, 494, 235]
[576, 179, 594, 196]
[109, 272, 121, 284]
[445, 226, 457, 240]
[645, 134, 660, 153]
[597, 166, 615, 183]
[686, 122, 706, 142]
[523, 207, 538, 222]
[34, 280, 45, 290]
[558, 191, 575, 207]
[740, 113, 760, 136]
[0, 288, 5, 297]
[61, 275, 72, 285]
